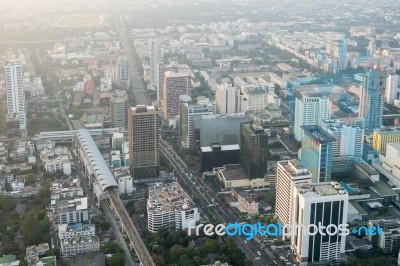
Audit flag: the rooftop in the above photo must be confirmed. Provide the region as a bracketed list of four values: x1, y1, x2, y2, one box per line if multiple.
[200, 144, 240, 152]
[147, 182, 195, 213]
[58, 223, 95, 234]
[216, 164, 248, 181]
[57, 197, 88, 213]
[349, 200, 368, 215]
[387, 143, 400, 150]
[295, 182, 348, 198]
[165, 71, 190, 78]
[371, 180, 397, 197]
[0, 254, 18, 264]
[302, 125, 336, 143]
[278, 160, 311, 177]
[374, 128, 400, 135]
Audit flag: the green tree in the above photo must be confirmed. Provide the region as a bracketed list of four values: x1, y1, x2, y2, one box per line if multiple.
[204, 239, 220, 253]
[48, 248, 61, 259]
[101, 242, 123, 254]
[169, 245, 185, 259]
[60, 259, 70, 266]
[107, 252, 124, 266]
[0, 196, 15, 212]
[177, 255, 195, 266]
[25, 174, 36, 185]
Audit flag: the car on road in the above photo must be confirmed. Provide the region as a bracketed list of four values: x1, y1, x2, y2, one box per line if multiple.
[257, 251, 261, 256]
[244, 240, 248, 244]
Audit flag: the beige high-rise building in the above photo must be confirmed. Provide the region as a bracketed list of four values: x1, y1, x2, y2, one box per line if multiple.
[215, 82, 247, 114]
[275, 160, 311, 226]
[128, 105, 159, 180]
[162, 71, 192, 121]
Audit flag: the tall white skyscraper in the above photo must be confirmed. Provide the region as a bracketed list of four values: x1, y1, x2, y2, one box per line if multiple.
[320, 119, 364, 157]
[215, 82, 248, 114]
[385, 74, 399, 104]
[275, 160, 311, 227]
[294, 96, 331, 141]
[149, 39, 161, 87]
[291, 183, 349, 264]
[117, 56, 130, 89]
[5, 60, 26, 135]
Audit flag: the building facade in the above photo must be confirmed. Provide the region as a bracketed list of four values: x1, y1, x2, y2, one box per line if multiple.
[385, 74, 399, 104]
[239, 123, 268, 179]
[117, 56, 130, 89]
[162, 71, 192, 121]
[291, 183, 349, 265]
[275, 160, 311, 226]
[5, 60, 26, 136]
[373, 128, 400, 155]
[55, 197, 89, 224]
[294, 96, 331, 141]
[110, 90, 129, 129]
[359, 68, 386, 132]
[147, 182, 200, 233]
[321, 119, 364, 157]
[300, 126, 335, 183]
[128, 105, 159, 180]
[58, 223, 100, 256]
[194, 113, 252, 148]
[215, 82, 247, 114]
[180, 96, 214, 149]
[149, 39, 161, 87]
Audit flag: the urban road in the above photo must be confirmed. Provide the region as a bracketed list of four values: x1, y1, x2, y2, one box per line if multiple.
[113, 7, 148, 105]
[159, 137, 276, 266]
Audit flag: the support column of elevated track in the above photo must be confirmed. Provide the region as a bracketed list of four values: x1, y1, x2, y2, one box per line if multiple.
[108, 189, 155, 266]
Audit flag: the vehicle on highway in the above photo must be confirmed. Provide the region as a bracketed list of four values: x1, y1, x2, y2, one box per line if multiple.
[257, 251, 262, 256]
[244, 240, 248, 244]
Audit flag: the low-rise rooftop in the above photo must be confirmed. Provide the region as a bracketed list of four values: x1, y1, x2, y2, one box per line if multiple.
[295, 182, 348, 197]
[147, 182, 195, 213]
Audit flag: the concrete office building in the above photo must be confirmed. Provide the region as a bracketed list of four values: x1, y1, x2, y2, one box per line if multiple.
[326, 39, 348, 71]
[241, 88, 270, 114]
[110, 90, 129, 129]
[111, 132, 124, 153]
[294, 96, 331, 141]
[240, 123, 268, 179]
[162, 71, 192, 121]
[147, 182, 200, 233]
[117, 56, 130, 89]
[215, 82, 247, 114]
[291, 183, 348, 264]
[55, 197, 89, 224]
[321, 119, 364, 157]
[385, 74, 399, 104]
[300, 126, 335, 183]
[149, 39, 161, 87]
[275, 160, 311, 226]
[128, 105, 159, 180]
[58, 223, 100, 256]
[180, 96, 214, 149]
[113, 167, 134, 194]
[359, 68, 386, 132]
[5, 60, 26, 136]
[156, 63, 189, 104]
[372, 128, 400, 154]
[379, 143, 400, 187]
